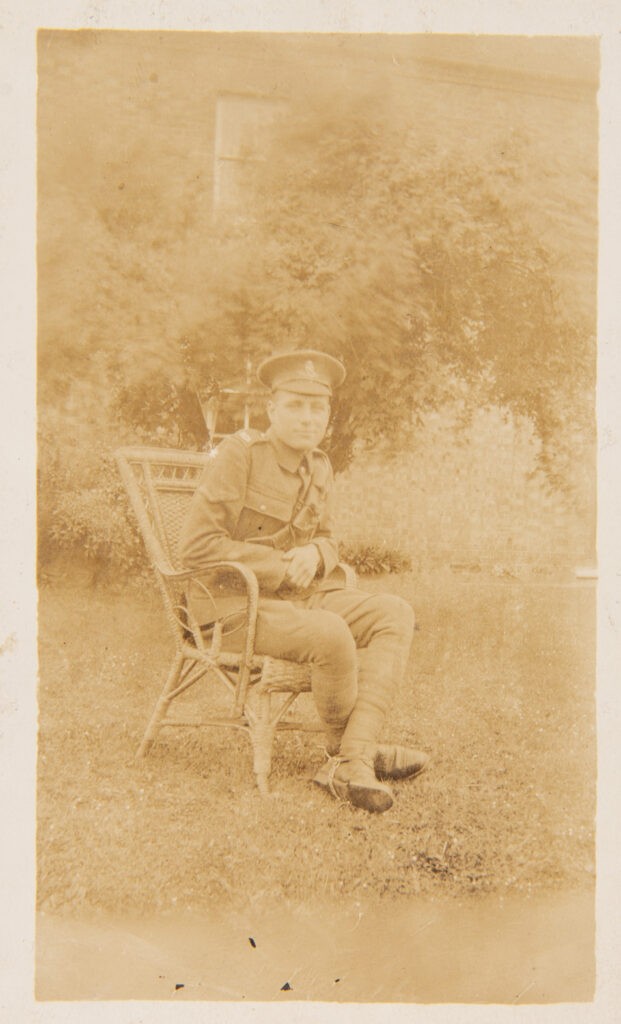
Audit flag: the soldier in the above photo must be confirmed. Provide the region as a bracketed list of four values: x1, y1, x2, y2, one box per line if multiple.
[179, 350, 428, 813]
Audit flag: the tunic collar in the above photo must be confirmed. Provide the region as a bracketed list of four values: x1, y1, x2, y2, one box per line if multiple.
[266, 426, 310, 473]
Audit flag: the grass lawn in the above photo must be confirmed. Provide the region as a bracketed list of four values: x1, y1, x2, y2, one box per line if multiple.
[37, 569, 596, 917]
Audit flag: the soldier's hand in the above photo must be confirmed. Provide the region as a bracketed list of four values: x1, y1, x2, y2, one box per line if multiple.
[283, 545, 321, 590]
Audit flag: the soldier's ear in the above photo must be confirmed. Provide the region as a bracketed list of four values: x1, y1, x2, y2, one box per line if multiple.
[266, 397, 275, 422]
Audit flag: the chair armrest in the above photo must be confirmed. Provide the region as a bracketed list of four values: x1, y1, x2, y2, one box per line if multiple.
[165, 562, 260, 716]
[164, 562, 260, 637]
[161, 560, 260, 601]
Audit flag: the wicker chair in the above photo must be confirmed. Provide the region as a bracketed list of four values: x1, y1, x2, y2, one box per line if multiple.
[115, 445, 320, 795]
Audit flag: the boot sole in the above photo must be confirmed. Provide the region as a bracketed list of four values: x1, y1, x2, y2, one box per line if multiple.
[375, 762, 428, 781]
[314, 776, 393, 813]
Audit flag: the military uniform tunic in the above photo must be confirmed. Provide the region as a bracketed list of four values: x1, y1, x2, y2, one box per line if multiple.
[179, 426, 414, 755]
[179, 426, 350, 624]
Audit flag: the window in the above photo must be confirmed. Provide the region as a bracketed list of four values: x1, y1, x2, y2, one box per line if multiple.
[213, 92, 287, 209]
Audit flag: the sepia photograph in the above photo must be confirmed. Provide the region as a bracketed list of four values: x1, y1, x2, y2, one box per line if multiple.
[32, 26, 601, 1005]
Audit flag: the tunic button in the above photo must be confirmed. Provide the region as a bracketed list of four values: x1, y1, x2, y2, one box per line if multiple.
[260, 504, 266, 511]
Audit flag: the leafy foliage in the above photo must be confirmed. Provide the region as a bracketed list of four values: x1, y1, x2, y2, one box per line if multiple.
[339, 542, 412, 576]
[178, 88, 594, 479]
[38, 423, 147, 579]
[37, 37, 596, 570]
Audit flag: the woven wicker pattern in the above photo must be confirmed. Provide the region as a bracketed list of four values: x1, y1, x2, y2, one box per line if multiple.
[158, 490, 197, 571]
[115, 445, 316, 795]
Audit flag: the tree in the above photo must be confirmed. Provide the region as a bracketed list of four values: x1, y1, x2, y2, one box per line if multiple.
[37, 58, 595, 570]
[177, 87, 594, 485]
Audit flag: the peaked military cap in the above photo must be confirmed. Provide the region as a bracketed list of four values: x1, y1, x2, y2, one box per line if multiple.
[257, 349, 346, 397]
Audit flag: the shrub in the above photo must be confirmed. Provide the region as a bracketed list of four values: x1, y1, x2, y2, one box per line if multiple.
[339, 542, 412, 576]
[46, 468, 147, 579]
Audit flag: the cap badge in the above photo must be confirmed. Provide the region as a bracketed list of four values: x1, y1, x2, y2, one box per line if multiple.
[304, 360, 316, 377]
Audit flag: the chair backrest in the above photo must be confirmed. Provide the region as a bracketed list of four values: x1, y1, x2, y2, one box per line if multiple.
[115, 446, 210, 574]
[116, 445, 256, 706]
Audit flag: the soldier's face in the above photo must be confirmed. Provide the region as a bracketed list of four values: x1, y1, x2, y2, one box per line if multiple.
[267, 390, 331, 451]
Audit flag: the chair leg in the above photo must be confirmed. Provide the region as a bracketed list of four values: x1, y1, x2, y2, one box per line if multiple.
[252, 692, 275, 796]
[136, 651, 185, 758]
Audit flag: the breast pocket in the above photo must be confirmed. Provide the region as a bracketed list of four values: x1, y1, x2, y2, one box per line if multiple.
[243, 484, 294, 522]
[234, 484, 294, 544]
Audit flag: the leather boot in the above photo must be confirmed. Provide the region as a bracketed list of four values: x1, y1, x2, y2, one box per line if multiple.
[325, 739, 429, 780]
[313, 754, 393, 813]
[374, 744, 429, 780]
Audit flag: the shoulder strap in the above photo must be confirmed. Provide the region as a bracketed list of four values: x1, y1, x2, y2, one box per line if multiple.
[309, 447, 333, 487]
[234, 428, 265, 447]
